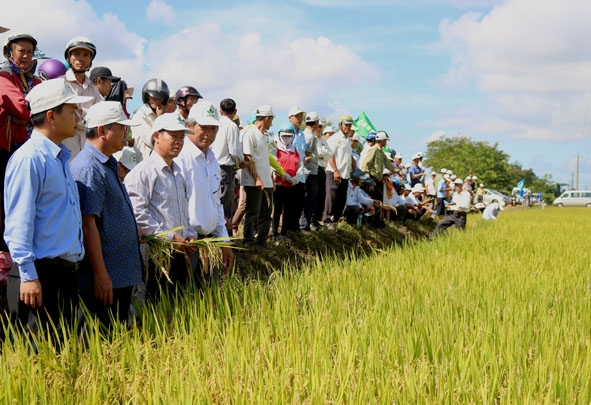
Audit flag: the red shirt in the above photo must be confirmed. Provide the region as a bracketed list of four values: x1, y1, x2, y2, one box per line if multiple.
[0, 67, 41, 151]
[274, 149, 300, 187]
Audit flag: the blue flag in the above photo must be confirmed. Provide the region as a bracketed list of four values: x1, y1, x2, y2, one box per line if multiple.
[517, 178, 525, 197]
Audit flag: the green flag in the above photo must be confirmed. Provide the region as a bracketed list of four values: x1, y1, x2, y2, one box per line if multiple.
[353, 111, 376, 139]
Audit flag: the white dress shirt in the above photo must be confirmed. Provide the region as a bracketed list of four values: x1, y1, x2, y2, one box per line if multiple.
[175, 139, 228, 237]
[211, 115, 243, 166]
[240, 125, 273, 188]
[451, 190, 471, 212]
[326, 130, 353, 179]
[131, 104, 157, 163]
[63, 69, 102, 158]
[346, 183, 374, 207]
[316, 135, 331, 169]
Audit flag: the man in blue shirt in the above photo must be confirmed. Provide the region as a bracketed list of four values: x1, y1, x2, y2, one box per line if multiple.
[4, 78, 91, 339]
[70, 101, 144, 328]
[408, 154, 425, 187]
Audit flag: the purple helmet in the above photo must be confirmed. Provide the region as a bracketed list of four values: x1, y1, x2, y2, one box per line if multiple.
[37, 59, 67, 81]
[174, 86, 202, 104]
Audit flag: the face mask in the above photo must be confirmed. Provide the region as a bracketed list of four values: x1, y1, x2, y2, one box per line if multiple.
[280, 134, 294, 146]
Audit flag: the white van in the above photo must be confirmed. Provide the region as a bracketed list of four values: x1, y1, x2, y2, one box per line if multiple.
[552, 190, 591, 207]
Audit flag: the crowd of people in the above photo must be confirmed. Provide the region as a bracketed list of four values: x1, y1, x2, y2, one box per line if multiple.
[0, 31, 502, 342]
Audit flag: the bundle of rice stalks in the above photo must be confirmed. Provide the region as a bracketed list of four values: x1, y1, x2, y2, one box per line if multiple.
[143, 227, 241, 282]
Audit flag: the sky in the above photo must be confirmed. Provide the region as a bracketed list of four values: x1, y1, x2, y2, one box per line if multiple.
[2, 0, 591, 189]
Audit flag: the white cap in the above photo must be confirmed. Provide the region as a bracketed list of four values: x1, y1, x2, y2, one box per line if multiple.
[305, 111, 319, 123]
[451, 175, 457, 180]
[323, 125, 335, 134]
[412, 153, 420, 160]
[26, 78, 93, 115]
[394, 153, 402, 159]
[479, 183, 484, 187]
[112, 146, 138, 171]
[288, 106, 305, 117]
[188, 100, 220, 126]
[403, 183, 412, 191]
[412, 184, 425, 193]
[443, 174, 451, 181]
[350, 133, 361, 142]
[472, 175, 478, 180]
[375, 131, 389, 141]
[454, 178, 463, 185]
[151, 112, 194, 134]
[440, 168, 447, 173]
[256, 105, 274, 117]
[86, 101, 137, 128]
[446, 169, 453, 175]
[415, 152, 423, 158]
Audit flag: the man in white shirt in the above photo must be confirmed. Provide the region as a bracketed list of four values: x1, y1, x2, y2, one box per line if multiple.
[323, 114, 355, 225]
[63, 37, 102, 159]
[130, 78, 170, 163]
[343, 169, 381, 225]
[175, 101, 234, 277]
[211, 98, 244, 221]
[240, 105, 275, 247]
[482, 201, 503, 220]
[312, 122, 332, 229]
[432, 178, 472, 237]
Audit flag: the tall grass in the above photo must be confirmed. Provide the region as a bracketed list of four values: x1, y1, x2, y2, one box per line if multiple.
[1, 207, 590, 403]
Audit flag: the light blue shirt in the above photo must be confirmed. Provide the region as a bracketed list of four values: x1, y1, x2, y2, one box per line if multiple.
[293, 128, 307, 183]
[4, 131, 85, 282]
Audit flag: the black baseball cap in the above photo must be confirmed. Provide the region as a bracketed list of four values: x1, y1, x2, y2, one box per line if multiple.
[90, 66, 121, 82]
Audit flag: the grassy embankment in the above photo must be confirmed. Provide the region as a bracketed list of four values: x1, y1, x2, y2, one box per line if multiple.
[1, 207, 591, 403]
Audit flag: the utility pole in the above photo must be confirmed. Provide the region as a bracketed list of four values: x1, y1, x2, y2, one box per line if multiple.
[576, 153, 580, 190]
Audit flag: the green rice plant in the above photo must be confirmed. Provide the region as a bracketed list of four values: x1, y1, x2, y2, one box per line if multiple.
[143, 226, 241, 281]
[1, 207, 591, 403]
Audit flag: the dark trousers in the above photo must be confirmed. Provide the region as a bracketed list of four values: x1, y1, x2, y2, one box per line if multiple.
[219, 165, 235, 220]
[7, 258, 79, 342]
[343, 205, 363, 225]
[312, 168, 326, 226]
[435, 197, 446, 215]
[243, 186, 273, 244]
[189, 250, 220, 289]
[273, 185, 300, 235]
[292, 182, 305, 228]
[432, 211, 467, 237]
[300, 174, 318, 230]
[407, 207, 427, 221]
[79, 286, 133, 330]
[323, 174, 349, 223]
[0, 150, 11, 252]
[145, 252, 189, 302]
[388, 205, 408, 222]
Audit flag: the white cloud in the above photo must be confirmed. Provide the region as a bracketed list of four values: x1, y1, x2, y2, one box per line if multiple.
[425, 130, 446, 144]
[0, 0, 378, 124]
[431, 0, 591, 147]
[143, 23, 379, 120]
[146, 0, 175, 24]
[0, 0, 145, 85]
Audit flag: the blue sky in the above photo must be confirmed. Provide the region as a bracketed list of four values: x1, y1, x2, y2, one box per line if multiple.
[3, 0, 591, 189]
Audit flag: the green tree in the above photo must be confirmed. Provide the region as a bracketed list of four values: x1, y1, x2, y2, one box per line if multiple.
[424, 136, 557, 200]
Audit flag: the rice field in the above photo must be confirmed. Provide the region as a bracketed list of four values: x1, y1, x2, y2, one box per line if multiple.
[1, 207, 590, 403]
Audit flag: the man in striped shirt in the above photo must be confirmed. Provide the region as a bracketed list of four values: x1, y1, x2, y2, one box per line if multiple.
[125, 113, 197, 300]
